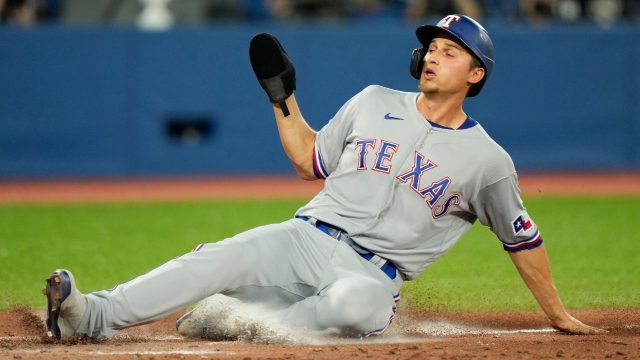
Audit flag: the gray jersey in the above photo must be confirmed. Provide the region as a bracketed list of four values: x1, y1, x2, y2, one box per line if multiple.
[297, 85, 542, 280]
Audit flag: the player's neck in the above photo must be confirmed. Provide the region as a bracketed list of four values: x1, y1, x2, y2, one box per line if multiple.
[416, 92, 467, 129]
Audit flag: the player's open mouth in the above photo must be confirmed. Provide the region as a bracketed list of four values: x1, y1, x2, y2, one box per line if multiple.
[424, 69, 436, 79]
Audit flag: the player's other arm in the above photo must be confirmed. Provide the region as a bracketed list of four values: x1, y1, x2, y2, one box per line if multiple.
[249, 33, 317, 180]
[508, 245, 605, 334]
[476, 174, 603, 334]
[272, 94, 317, 180]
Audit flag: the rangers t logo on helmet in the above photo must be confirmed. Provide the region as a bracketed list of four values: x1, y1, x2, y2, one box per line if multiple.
[440, 15, 461, 28]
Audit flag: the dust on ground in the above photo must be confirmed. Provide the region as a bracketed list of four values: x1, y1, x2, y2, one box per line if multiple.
[1, 306, 638, 360]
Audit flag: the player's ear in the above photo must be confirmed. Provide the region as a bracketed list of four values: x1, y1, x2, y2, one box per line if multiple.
[468, 67, 485, 86]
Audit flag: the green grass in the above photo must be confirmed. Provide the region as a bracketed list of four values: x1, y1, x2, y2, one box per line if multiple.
[403, 197, 640, 311]
[0, 199, 307, 309]
[1, 197, 638, 311]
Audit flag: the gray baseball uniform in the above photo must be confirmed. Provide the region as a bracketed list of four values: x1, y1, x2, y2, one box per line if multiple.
[71, 85, 541, 339]
[299, 85, 542, 280]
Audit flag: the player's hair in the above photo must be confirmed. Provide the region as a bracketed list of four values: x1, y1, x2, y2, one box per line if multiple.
[469, 56, 482, 70]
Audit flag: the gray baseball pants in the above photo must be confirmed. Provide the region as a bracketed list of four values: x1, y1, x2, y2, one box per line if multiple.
[72, 218, 402, 338]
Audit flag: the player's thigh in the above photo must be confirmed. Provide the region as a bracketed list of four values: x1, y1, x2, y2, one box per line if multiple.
[192, 219, 339, 289]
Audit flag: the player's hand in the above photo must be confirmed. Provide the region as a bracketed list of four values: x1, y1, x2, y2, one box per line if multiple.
[249, 33, 296, 116]
[551, 314, 607, 335]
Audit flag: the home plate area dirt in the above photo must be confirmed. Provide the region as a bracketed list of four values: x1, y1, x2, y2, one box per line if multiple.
[1, 306, 638, 360]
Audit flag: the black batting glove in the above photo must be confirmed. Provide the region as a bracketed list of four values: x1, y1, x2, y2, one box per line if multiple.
[249, 33, 296, 117]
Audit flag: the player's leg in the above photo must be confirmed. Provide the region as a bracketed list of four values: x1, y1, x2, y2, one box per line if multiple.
[176, 221, 401, 338]
[46, 219, 334, 339]
[276, 241, 401, 337]
[280, 276, 397, 337]
[176, 245, 399, 338]
[176, 275, 397, 340]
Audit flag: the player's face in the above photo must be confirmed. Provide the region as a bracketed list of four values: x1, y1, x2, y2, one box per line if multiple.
[418, 35, 485, 97]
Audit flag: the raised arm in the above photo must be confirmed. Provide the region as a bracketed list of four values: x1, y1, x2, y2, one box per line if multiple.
[272, 95, 317, 180]
[249, 33, 317, 180]
[508, 244, 605, 334]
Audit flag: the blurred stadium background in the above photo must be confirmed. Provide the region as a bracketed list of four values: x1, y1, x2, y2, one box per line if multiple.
[0, 0, 639, 179]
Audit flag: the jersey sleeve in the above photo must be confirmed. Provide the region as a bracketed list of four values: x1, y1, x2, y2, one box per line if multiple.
[472, 174, 543, 252]
[312, 91, 362, 179]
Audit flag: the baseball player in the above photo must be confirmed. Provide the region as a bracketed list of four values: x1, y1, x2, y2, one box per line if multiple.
[44, 14, 604, 340]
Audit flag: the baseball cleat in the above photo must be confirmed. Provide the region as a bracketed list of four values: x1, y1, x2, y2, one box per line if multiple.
[43, 269, 87, 339]
[175, 308, 196, 336]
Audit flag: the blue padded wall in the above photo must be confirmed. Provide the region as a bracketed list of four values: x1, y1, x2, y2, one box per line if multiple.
[0, 23, 638, 178]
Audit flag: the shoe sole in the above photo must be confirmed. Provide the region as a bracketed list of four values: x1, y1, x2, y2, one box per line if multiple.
[43, 271, 65, 339]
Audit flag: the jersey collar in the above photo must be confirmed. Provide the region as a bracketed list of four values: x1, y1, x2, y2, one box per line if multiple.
[412, 93, 479, 130]
[427, 115, 478, 130]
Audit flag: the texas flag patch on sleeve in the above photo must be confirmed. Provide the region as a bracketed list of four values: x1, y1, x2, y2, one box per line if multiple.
[502, 214, 542, 252]
[512, 214, 533, 234]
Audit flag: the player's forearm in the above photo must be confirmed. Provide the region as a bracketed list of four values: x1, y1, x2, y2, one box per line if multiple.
[272, 94, 317, 180]
[508, 245, 570, 323]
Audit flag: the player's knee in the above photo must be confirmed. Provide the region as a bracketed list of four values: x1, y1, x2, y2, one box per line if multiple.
[327, 279, 391, 333]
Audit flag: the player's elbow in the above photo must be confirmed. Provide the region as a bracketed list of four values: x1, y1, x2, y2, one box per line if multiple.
[294, 163, 318, 181]
[288, 149, 318, 180]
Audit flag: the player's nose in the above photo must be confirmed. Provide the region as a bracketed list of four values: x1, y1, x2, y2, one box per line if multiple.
[424, 52, 438, 65]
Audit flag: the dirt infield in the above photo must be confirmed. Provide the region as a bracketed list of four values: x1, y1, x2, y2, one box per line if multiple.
[1, 306, 639, 360]
[1, 172, 639, 203]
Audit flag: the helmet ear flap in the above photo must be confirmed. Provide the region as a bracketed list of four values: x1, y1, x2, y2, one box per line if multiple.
[410, 48, 427, 80]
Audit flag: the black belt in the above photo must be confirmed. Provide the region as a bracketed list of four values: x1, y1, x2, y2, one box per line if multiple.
[296, 216, 397, 280]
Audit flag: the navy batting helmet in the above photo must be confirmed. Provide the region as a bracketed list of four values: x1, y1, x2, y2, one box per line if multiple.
[411, 14, 495, 97]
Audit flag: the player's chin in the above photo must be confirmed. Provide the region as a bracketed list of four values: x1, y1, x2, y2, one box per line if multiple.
[418, 82, 437, 94]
